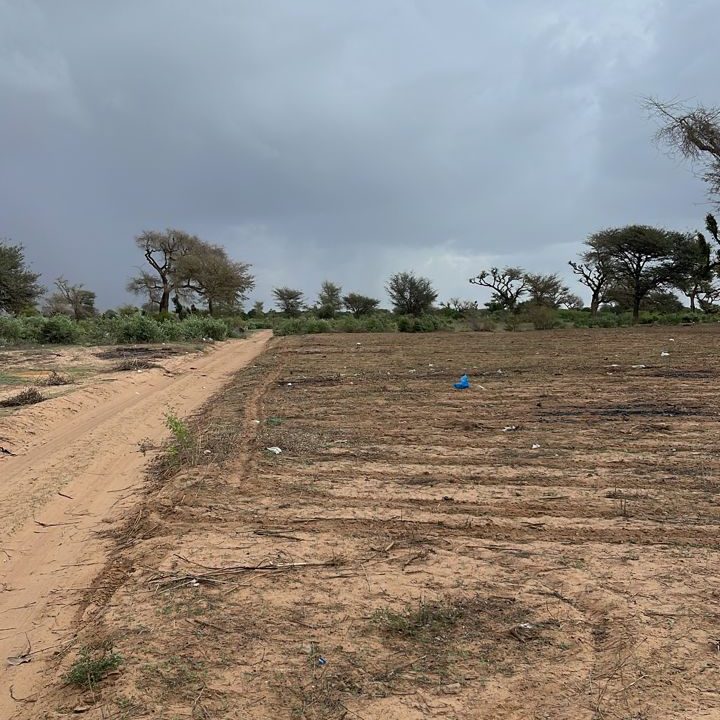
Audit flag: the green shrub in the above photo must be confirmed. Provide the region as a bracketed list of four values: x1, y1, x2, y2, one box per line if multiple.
[178, 317, 229, 341]
[115, 315, 164, 343]
[397, 315, 445, 332]
[65, 643, 122, 689]
[0, 316, 23, 343]
[524, 306, 560, 330]
[40, 316, 79, 344]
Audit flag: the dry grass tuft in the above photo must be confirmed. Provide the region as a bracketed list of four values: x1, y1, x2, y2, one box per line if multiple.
[0, 386, 45, 407]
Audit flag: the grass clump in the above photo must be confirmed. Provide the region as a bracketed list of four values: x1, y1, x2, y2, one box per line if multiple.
[372, 599, 463, 642]
[39, 370, 73, 386]
[65, 642, 123, 689]
[0, 387, 45, 407]
[110, 358, 159, 372]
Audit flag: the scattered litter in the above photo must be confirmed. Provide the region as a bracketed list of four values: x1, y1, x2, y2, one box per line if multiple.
[316, 656, 327, 666]
[428, 363, 434, 367]
[453, 374, 470, 390]
[356, 342, 362, 346]
[7, 636, 31, 666]
[0, 446, 15, 457]
[266, 447, 283, 455]
[502, 426, 518, 432]
[531, 444, 541, 449]
[609, 364, 620, 368]
[252, 419, 261, 424]
[409, 369, 416, 373]
[669, 338, 675, 342]
[286, 383, 293, 387]
[631, 364, 646, 369]
[518, 622, 534, 630]
[203, 449, 212, 455]
[661, 351, 670, 357]
[6, 654, 31, 666]
[497, 369, 504, 375]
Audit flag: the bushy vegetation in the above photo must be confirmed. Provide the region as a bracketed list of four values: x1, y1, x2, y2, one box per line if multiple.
[0, 313, 237, 346]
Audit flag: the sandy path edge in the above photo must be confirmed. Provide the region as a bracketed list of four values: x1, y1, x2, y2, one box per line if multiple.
[0, 331, 272, 715]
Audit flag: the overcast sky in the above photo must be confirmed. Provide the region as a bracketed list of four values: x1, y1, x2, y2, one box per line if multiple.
[1, 0, 717, 309]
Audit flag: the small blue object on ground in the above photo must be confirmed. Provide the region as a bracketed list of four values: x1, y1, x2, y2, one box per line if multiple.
[453, 374, 470, 390]
[317, 657, 327, 666]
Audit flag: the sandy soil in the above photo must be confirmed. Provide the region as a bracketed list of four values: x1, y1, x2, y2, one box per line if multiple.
[5, 326, 720, 719]
[0, 332, 272, 718]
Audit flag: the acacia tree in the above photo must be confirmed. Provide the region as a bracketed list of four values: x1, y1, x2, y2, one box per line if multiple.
[0, 241, 43, 314]
[273, 287, 304, 317]
[44, 277, 96, 320]
[174, 241, 254, 315]
[128, 229, 195, 313]
[386, 272, 437, 316]
[316, 281, 343, 319]
[469, 267, 527, 311]
[523, 273, 573, 308]
[588, 225, 680, 322]
[342, 292, 379, 317]
[569, 243, 615, 316]
[645, 98, 720, 202]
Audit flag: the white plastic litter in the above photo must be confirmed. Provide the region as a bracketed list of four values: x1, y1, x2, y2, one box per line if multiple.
[631, 364, 646, 369]
[661, 351, 670, 357]
[502, 426, 518, 432]
[531, 444, 541, 449]
[266, 446, 282, 455]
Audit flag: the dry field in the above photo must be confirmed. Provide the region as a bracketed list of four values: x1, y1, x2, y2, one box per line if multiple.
[5, 326, 720, 719]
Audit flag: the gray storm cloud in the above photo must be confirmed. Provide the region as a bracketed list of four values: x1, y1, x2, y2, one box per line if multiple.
[0, 0, 715, 308]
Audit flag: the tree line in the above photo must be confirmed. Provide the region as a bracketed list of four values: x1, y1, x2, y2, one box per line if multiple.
[3, 96, 720, 324]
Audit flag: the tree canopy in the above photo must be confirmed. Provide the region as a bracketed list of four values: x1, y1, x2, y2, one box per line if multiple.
[0, 241, 43, 314]
[127, 229, 254, 315]
[273, 287, 305, 317]
[386, 272, 437, 316]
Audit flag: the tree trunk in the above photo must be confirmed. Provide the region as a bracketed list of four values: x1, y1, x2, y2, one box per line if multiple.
[208, 298, 214, 316]
[689, 292, 696, 312]
[632, 294, 641, 323]
[159, 285, 170, 314]
[590, 293, 600, 317]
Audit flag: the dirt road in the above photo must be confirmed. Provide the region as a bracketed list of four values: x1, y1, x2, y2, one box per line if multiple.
[0, 331, 271, 716]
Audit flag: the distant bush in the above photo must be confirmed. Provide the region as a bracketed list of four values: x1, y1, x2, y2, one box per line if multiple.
[40, 315, 79, 344]
[523, 306, 560, 330]
[114, 315, 164, 343]
[397, 315, 447, 333]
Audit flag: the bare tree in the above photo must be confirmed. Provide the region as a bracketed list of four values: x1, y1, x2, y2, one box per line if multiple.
[45, 277, 96, 320]
[128, 229, 195, 313]
[469, 267, 527, 311]
[569, 244, 614, 316]
[645, 97, 720, 202]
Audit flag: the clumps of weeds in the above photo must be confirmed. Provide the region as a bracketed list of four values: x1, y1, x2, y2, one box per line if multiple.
[65, 641, 122, 689]
[0, 387, 45, 407]
[164, 411, 197, 462]
[38, 370, 73, 386]
[372, 598, 463, 643]
[109, 358, 159, 372]
[370, 595, 539, 684]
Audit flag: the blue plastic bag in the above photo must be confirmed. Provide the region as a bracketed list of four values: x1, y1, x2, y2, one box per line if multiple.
[453, 374, 470, 390]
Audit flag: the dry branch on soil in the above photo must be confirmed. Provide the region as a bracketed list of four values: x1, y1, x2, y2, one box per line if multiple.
[148, 556, 344, 590]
